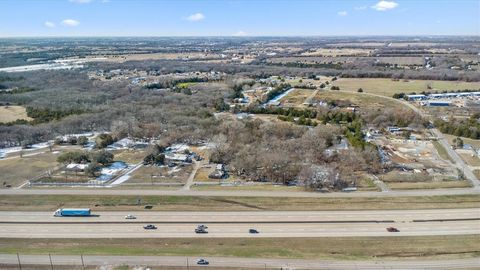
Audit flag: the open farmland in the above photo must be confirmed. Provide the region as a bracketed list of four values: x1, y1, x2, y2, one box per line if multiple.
[331, 78, 480, 97]
[312, 89, 407, 111]
[0, 105, 32, 123]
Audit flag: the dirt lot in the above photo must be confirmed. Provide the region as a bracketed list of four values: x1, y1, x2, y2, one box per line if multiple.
[0, 105, 32, 123]
[331, 78, 480, 97]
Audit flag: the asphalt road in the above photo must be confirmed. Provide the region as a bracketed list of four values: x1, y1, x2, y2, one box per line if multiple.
[0, 209, 478, 223]
[0, 209, 478, 238]
[1, 254, 479, 269]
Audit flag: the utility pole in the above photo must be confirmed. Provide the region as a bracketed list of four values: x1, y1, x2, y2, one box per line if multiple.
[186, 257, 189, 270]
[16, 253, 21, 270]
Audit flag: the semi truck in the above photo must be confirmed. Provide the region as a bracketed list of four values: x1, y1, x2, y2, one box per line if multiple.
[54, 208, 91, 217]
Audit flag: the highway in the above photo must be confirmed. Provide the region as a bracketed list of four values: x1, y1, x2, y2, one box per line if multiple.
[1, 254, 479, 269]
[0, 209, 478, 238]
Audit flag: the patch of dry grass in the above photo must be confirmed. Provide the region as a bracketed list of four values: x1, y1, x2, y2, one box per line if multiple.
[1, 236, 479, 260]
[0, 105, 32, 123]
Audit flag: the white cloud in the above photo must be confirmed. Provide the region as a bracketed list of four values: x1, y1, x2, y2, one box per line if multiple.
[44, 21, 56, 28]
[354, 6, 367, 10]
[337, 11, 348, 16]
[186, 13, 205, 22]
[61, 19, 80, 26]
[233, 30, 248, 36]
[371, 1, 399, 11]
[69, 0, 93, 3]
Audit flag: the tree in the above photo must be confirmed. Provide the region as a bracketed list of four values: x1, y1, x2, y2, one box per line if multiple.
[91, 150, 114, 166]
[77, 136, 88, 146]
[95, 133, 114, 149]
[57, 151, 90, 164]
[453, 137, 464, 149]
[357, 88, 363, 93]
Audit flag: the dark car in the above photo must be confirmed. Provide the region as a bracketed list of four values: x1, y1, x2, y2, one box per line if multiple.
[386, 227, 399, 232]
[143, 224, 157, 230]
[195, 228, 208, 234]
[197, 224, 208, 230]
[197, 259, 209, 265]
[249, 229, 259, 234]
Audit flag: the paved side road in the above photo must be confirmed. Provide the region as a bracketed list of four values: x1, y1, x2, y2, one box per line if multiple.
[1, 254, 479, 269]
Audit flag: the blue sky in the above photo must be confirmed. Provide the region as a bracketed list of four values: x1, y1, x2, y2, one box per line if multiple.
[0, 0, 479, 37]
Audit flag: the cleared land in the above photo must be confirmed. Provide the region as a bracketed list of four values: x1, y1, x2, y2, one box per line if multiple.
[128, 165, 192, 184]
[313, 90, 406, 111]
[432, 141, 454, 163]
[0, 105, 32, 123]
[0, 151, 59, 188]
[331, 78, 480, 97]
[0, 194, 478, 211]
[443, 134, 480, 149]
[0, 236, 479, 260]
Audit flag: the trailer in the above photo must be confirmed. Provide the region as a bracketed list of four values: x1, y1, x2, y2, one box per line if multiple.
[54, 208, 91, 217]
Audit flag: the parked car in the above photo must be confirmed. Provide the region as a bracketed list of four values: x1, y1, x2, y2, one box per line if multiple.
[249, 229, 259, 234]
[143, 224, 157, 230]
[197, 259, 209, 265]
[386, 227, 400, 232]
[125, 214, 136, 219]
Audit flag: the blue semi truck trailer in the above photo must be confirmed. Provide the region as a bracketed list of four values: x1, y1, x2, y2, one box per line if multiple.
[54, 208, 91, 217]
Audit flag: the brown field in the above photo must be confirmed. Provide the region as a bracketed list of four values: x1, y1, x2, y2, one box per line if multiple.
[0, 151, 59, 188]
[0, 105, 32, 123]
[301, 48, 372, 56]
[331, 78, 480, 97]
[443, 134, 480, 149]
[128, 165, 192, 184]
[112, 149, 146, 164]
[280, 88, 313, 106]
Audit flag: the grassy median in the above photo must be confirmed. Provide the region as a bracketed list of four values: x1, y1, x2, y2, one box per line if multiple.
[0, 236, 479, 260]
[0, 194, 479, 211]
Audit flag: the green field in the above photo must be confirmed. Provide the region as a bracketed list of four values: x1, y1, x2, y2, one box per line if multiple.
[1, 236, 478, 260]
[0, 194, 478, 211]
[332, 78, 480, 97]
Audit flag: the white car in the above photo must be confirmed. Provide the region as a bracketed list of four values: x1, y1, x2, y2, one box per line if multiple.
[125, 214, 136, 219]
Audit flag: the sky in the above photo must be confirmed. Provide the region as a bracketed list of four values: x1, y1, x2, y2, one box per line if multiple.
[0, 0, 479, 37]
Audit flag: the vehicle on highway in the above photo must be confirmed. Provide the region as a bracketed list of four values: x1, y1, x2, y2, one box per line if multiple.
[197, 224, 208, 230]
[195, 228, 208, 234]
[125, 214, 136, 219]
[386, 227, 400, 232]
[53, 208, 91, 217]
[249, 229, 259, 234]
[143, 224, 157, 230]
[197, 259, 209, 265]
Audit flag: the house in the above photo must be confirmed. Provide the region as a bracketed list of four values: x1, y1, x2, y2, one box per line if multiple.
[66, 163, 88, 172]
[165, 153, 191, 163]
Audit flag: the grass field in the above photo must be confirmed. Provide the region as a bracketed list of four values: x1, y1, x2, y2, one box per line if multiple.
[443, 134, 480, 149]
[192, 184, 305, 192]
[0, 194, 478, 211]
[0, 105, 32, 123]
[112, 149, 146, 164]
[331, 78, 480, 97]
[128, 165, 192, 184]
[0, 151, 59, 188]
[313, 90, 406, 111]
[1, 236, 479, 260]
[432, 141, 454, 163]
[387, 181, 471, 190]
